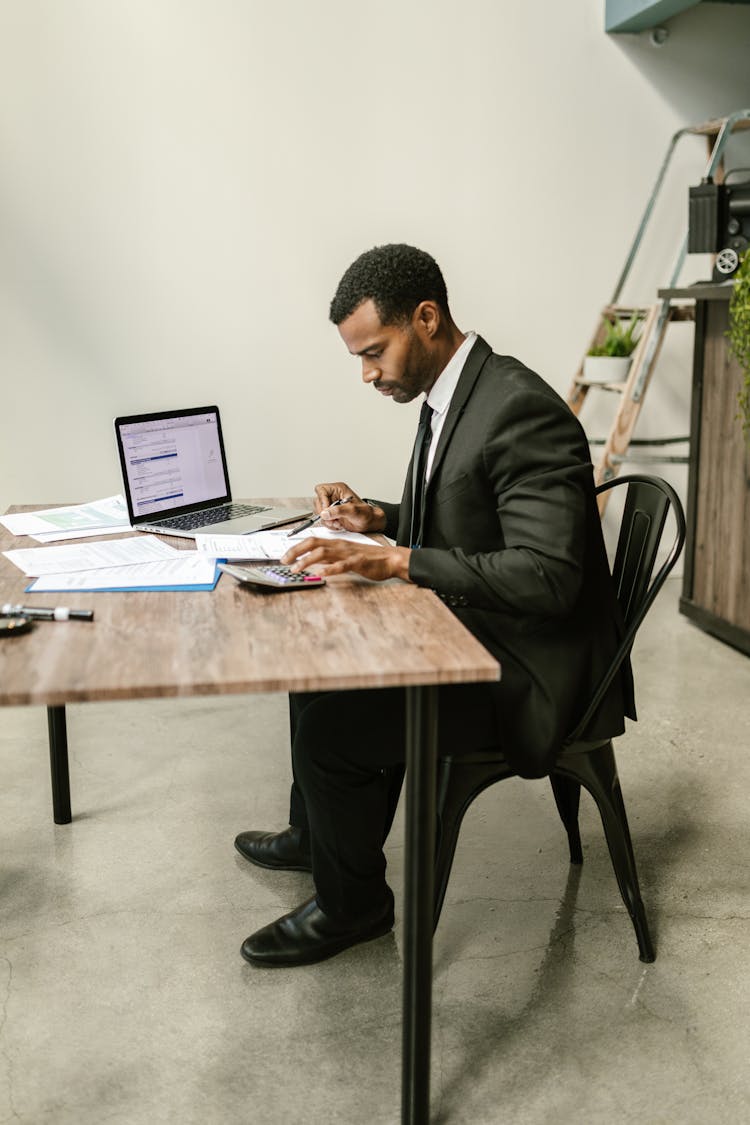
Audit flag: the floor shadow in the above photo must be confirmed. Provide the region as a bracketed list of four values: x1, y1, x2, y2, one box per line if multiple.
[432, 863, 583, 1123]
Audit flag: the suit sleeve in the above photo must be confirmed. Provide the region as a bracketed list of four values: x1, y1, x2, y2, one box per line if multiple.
[408, 387, 590, 618]
[369, 501, 400, 541]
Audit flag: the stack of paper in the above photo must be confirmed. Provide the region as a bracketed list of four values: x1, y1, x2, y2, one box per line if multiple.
[2, 499, 384, 593]
[0, 496, 132, 542]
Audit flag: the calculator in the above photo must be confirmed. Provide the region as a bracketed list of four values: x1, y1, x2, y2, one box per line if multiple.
[218, 562, 326, 591]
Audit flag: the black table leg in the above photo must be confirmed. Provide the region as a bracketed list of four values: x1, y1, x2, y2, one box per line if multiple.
[402, 684, 438, 1125]
[47, 705, 72, 824]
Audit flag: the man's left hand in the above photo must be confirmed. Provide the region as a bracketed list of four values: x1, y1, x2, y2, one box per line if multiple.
[281, 537, 411, 582]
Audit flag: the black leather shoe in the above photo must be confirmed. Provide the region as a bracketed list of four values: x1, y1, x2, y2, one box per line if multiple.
[234, 827, 312, 872]
[240, 891, 395, 967]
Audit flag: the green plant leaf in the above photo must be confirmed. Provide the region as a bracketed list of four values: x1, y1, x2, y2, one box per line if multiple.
[587, 312, 642, 357]
[727, 250, 750, 442]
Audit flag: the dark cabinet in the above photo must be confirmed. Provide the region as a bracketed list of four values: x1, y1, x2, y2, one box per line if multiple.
[662, 285, 750, 656]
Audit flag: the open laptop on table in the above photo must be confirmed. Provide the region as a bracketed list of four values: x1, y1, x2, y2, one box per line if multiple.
[114, 405, 310, 539]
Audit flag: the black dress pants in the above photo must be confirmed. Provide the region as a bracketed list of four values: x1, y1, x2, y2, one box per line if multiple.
[286, 683, 501, 921]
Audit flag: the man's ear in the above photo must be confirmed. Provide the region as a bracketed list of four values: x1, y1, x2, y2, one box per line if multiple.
[412, 300, 441, 340]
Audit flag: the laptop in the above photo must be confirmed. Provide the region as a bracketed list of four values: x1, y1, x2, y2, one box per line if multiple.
[114, 406, 310, 539]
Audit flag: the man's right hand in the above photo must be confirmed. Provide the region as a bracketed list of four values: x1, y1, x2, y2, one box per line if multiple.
[313, 482, 387, 534]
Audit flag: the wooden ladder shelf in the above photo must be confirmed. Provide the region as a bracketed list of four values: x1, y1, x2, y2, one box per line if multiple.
[569, 109, 750, 512]
[567, 302, 694, 505]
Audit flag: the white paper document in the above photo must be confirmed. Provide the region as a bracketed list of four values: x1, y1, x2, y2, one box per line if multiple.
[0, 495, 130, 537]
[194, 524, 383, 560]
[29, 524, 133, 543]
[3, 535, 180, 577]
[26, 555, 218, 593]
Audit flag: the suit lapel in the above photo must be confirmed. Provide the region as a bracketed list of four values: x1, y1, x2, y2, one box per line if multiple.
[396, 336, 493, 546]
[425, 335, 492, 490]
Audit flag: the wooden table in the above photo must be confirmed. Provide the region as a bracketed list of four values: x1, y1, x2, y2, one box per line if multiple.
[0, 506, 500, 1125]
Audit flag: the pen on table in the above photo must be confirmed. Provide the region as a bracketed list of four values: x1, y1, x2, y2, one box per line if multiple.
[1, 604, 94, 622]
[287, 496, 354, 537]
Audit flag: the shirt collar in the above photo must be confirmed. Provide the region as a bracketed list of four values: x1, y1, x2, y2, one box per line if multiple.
[425, 331, 477, 417]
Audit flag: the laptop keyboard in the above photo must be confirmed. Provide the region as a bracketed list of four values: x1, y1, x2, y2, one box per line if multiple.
[155, 503, 270, 531]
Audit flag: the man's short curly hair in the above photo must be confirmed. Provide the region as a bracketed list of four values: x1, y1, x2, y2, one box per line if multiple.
[329, 243, 449, 326]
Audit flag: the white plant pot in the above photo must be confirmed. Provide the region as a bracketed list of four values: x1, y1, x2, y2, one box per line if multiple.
[583, 355, 632, 384]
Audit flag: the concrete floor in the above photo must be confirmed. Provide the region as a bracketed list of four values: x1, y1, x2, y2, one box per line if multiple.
[1, 576, 749, 1125]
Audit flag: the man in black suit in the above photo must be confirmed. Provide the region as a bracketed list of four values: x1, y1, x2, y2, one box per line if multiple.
[238, 243, 634, 967]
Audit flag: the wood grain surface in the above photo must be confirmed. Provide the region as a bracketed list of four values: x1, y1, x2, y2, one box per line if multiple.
[0, 503, 500, 706]
[692, 307, 750, 632]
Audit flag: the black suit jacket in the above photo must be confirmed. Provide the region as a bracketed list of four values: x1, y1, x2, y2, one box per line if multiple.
[376, 336, 635, 778]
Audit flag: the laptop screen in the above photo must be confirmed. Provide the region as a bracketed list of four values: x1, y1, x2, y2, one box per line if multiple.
[115, 406, 232, 521]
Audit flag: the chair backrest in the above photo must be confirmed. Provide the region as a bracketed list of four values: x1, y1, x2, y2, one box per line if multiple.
[567, 473, 686, 743]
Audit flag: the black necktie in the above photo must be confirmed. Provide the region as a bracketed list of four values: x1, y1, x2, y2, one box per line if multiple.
[410, 400, 434, 548]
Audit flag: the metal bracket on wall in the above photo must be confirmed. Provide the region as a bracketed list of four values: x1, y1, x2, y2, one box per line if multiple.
[603, 1, 740, 36]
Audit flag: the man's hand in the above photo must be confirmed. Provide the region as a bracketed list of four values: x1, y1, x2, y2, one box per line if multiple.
[281, 537, 411, 583]
[313, 482, 387, 534]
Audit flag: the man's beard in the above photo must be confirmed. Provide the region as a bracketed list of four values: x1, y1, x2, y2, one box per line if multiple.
[390, 334, 434, 403]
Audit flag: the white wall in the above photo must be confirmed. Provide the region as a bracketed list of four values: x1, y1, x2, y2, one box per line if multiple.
[1, 0, 749, 517]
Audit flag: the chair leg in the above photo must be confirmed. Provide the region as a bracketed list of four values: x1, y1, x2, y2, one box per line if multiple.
[550, 774, 583, 864]
[559, 743, 655, 963]
[433, 756, 512, 933]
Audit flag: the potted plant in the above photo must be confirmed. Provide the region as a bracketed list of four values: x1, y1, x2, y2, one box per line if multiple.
[728, 249, 750, 441]
[584, 312, 642, 384]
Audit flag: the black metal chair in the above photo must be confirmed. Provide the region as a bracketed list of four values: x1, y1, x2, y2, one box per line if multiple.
[432, 474, 686, 963]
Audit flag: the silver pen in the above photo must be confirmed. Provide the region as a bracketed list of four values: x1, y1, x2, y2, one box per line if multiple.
[287, 496, 354, 537]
